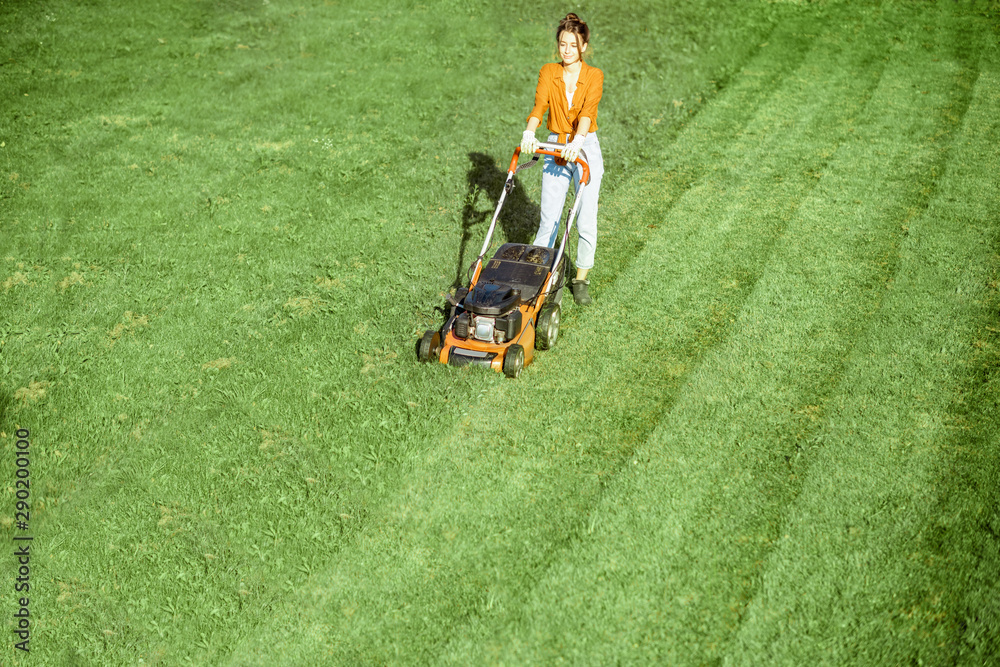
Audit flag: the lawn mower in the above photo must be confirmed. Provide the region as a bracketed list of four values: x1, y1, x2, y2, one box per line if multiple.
[417, 141, 591, 378]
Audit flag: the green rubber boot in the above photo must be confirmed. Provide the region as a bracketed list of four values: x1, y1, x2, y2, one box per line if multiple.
[571, 279, 592, 305]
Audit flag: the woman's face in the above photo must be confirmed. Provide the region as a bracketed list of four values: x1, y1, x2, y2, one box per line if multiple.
[558, 30, 587, 66]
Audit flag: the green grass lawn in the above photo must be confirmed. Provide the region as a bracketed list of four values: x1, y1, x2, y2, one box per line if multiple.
[2, 0, 999, 664]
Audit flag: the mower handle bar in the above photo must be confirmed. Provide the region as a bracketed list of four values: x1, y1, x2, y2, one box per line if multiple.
[508, 142, 590, 185]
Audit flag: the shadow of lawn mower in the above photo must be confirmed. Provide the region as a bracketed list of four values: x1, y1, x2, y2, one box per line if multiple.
[417, 141, 590, 378]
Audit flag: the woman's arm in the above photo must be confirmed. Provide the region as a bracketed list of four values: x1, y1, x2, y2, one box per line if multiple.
[526, 65, 553, 129]
[577, 68, 603, 131]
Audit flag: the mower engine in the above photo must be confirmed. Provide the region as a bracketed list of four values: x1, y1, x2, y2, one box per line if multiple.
[454, 284, 522, 344]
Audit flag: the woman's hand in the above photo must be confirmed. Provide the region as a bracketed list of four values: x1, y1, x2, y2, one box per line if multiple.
[561, 134, 586, 162]
[521, 130, 540, 155]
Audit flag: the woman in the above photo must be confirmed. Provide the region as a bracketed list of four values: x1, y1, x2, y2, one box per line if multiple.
[521, 13, 604, 306]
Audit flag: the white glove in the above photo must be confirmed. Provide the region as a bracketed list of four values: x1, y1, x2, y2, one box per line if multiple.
[561, 134, 586, 162]
[521, 130, 539, 155]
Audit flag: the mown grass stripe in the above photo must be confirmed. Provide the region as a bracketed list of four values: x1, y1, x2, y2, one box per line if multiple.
[594, 10, 820, 291]
[727, 36, 1000, 665]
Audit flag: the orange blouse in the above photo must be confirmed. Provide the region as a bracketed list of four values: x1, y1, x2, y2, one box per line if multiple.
[527, 61, 603, 143]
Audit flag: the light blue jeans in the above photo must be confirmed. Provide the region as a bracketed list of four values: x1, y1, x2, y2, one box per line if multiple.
[532, 133, 604, 270]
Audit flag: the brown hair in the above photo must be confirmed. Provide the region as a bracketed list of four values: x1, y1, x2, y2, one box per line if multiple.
[556, 13, 590, 55]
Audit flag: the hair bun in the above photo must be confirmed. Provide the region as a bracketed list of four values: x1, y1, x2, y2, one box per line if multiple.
[557, 13, 590, 46]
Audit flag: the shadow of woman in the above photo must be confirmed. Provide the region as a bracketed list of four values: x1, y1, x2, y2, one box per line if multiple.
[451, 152, 542, 290]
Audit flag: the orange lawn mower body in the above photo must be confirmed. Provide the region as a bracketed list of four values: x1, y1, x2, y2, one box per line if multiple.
[417, 142, 591, 378]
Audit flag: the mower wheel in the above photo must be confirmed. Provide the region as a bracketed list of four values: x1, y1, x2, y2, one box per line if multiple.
[503, 344, 525, 379]
[536, 303, 560, 350]
[417, 329, 441, 362]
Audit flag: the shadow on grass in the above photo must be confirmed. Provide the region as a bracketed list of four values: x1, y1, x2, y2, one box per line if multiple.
[451, 152, 543, 290]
